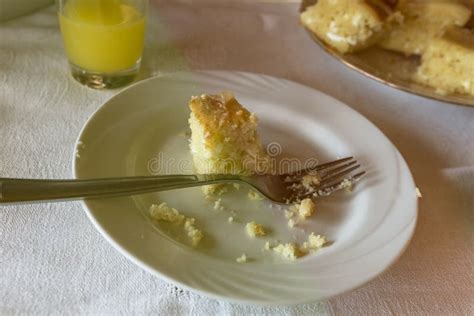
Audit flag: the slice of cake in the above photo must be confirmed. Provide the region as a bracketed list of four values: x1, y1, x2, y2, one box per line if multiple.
[414, 27, 474, 96]
[188, 92, 271, 195]
[300, 0, 401, 54]
[378, 0, 472, 55]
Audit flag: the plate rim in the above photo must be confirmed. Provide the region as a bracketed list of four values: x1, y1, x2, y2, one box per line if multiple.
[72, 70, 418, 305]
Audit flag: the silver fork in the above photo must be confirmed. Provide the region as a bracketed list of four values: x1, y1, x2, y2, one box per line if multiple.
[0, 157, 364, 204]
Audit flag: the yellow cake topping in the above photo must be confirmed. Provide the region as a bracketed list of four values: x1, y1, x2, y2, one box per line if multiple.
[300, 0, 401, 54]
[414, 27, 474, 96]
[378, 0, 472, 55]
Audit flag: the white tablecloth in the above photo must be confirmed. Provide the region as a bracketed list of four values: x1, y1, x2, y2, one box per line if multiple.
[1, 1, 473, 314]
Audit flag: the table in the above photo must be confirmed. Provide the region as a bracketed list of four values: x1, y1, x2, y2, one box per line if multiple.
[1, 1, 473, 314]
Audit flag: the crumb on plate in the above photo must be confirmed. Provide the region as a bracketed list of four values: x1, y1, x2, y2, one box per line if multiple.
[288, 219, 296, 228]
[248, 190, 264, 201]
[264, 241, 271, 251]
[298, 198, 316, 218]
[301, 174, 321, 189]
[302, 233, 327, 251]
[236, 253, 247, 263]
[149, 203, 203, 247]
[149, 203, 185, 224]
[246, 221, 266, 237]
[184, 218, 203, 247]
[273, 243, 301, 261]
[213, 198, 225, 210]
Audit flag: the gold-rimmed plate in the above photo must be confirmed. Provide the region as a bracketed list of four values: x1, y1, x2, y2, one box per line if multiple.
[300, 0, 474, 107]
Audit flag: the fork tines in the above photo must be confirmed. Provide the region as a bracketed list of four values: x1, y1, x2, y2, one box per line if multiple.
[286, 156, 366, 199]
[314, 170, 365, 197]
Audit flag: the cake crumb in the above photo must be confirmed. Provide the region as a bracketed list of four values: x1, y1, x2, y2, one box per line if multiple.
[213, 198, 224, 211]
[228, 216, 234, 223]
[285, 203, 299, 217]
[149, 203, 203, 247]
[298, 198, 316, 218]
[75, 141, 85, 159]
[273, 243, 301, 260]
[184, 218, 203, 247]
[236, 254, 247, 263]
[248, 190, 264, 201]
[264, 241, 271, 251]
[302, 233, 327, 251]
[288, 219, 296, 228]
[301, 174, 321, 189]
[285, 199, 316, 228]
[246, 221, 266, 237]
[340, 178, 353, 191]
[149, 203, 185, 224]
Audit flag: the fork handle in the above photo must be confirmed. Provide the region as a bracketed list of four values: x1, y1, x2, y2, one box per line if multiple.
[0, 175, 242, 204]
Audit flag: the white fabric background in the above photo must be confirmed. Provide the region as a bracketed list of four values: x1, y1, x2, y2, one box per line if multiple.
[0, 1, 473, 314]
[0, 0, 52, 22]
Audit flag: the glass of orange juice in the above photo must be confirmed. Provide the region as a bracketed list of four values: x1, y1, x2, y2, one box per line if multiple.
[58, 0, 147, 89]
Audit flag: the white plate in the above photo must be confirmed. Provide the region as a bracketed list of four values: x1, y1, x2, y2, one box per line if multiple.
[73, 71, 417, 305]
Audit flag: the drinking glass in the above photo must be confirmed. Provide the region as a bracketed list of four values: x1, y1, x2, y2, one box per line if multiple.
[58, 0, 147, 89]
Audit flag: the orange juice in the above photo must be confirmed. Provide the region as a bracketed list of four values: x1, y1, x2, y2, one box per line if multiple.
[59, 0, 145, 73]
